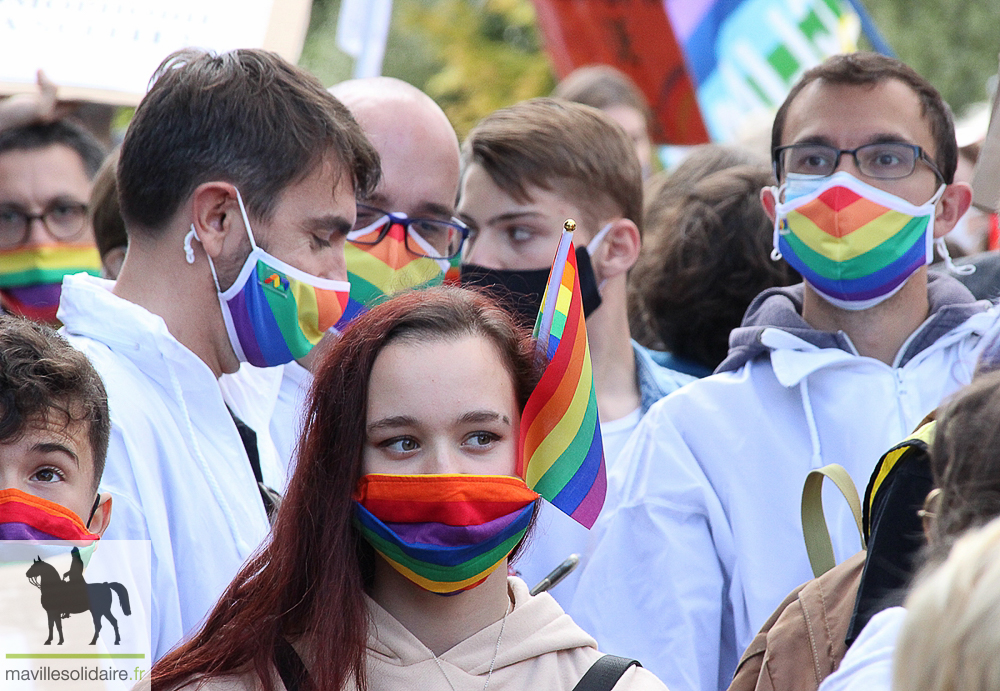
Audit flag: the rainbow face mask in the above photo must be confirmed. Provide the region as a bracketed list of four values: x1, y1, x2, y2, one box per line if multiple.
[772, 171, 944, 311]
[353, 474, 538, 595]
[184, 190, 350, 367]
[0, 244, 101, 322]
[0, 489, 100, 542]
[335, 217, 459, 331]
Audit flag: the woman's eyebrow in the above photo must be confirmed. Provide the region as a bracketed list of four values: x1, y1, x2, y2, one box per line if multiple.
[458, 410, 510, 426]
[366, 415, 418, 435]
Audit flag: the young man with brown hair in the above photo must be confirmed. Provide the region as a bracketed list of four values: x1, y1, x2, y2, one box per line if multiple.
[570, 52, 1000, 691]
[57, 48, 380, 661]
[457, 97, 692, 605]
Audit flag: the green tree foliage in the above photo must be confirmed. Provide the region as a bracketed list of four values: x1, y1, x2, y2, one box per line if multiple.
[301, 0, 554, 139]
[859, 0, 999, 115]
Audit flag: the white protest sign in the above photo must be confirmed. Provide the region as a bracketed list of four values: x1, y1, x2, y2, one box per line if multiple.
[0, 0, 311, 106]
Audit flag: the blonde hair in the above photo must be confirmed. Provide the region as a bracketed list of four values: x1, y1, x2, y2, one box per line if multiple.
[893, 515, 1000, 691]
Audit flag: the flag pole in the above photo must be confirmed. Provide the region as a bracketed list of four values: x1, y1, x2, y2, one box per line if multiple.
[535, 219, 576, 353]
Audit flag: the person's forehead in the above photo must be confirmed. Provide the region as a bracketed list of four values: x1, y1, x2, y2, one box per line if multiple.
[3, 411, 93, 462]
[780, 78, 935, 154]
[0, 144, 92, 199]
[359, 105, 460, 212]
[460, 166, 587, 223]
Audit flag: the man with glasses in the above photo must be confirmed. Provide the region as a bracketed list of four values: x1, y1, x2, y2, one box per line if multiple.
[569, 53, 1000, 691]
[0, 120, 106, 323]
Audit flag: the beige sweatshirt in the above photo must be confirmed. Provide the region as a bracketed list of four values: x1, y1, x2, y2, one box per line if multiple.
[153, 577, 668, 691]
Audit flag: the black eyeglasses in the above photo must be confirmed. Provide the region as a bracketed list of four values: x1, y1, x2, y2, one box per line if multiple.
[349, 203, 468, 260]
[773, 142, 944, 183]
[0, 201, 89, 249]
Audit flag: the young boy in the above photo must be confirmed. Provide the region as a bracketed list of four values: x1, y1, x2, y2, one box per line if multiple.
[0, 315, 111, 538]
[457, 98, 692, 603]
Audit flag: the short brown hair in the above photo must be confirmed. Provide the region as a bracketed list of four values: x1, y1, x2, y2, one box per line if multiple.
[0, 317, 109, 490]
[554, 65, 651, 125]
[89, 150, 127, 258]
[771, 52, 958, 184]
[462, 98, 643, 236]
[631, 165, 799, 369]
[118, 49, 380, 234]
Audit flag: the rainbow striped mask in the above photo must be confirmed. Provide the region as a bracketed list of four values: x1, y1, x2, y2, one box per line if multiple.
[188, 190, 350, 368]
[773, 172, 944, 311]
[335, 219, 457, 331]
[0, 244, 101, 322]
[0, 489, 100, 542]
[353, 474, 538, 595]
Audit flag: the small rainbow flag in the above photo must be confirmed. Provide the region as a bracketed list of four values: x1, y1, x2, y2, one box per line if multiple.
[353, 474, 538, 594]
[779, 185, 932, 302]
[337, 222, 457, 329]
[0, 489, 100, 541]
[518, 223, 606, 529]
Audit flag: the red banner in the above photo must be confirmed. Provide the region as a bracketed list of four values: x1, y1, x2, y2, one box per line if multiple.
[531, 0, 709, 145]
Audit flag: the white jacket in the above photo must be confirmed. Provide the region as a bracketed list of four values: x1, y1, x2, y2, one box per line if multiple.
[568, 278, 1000, 691]
[58, 274, 285, 662]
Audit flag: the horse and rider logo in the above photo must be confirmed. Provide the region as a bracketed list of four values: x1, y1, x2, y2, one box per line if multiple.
[25, 548, 131, 645]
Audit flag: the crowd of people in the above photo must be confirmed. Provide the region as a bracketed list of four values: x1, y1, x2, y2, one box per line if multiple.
[2, 44, 1000, 691]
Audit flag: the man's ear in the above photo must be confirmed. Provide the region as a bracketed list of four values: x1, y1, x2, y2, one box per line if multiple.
[933, 181, 973, 239]
[592, 218, 641, 280]
[189, 182, 245, 261]
[760, 186, 778, 223]
[88, 493, 113, 537]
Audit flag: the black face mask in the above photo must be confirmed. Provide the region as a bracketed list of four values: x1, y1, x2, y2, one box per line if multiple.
[460, 246, 602, 330]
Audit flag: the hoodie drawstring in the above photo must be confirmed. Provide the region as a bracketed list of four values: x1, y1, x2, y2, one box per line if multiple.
[165, 361, 249, 552]
[800, 376, 823, 468]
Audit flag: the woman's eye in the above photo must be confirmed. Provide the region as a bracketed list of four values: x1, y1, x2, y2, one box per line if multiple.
[465, 431, 500, 448]
[382, 437, 419, 454]
[32, 467, 64, 483]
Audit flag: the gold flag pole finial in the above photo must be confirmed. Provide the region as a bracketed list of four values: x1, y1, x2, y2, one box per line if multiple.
[564, 219, 576, 233]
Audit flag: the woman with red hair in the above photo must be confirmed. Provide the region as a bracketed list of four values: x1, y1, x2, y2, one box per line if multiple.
[147, 286, 665, 691]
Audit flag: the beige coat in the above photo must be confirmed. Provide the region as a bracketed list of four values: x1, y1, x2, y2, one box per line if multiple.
[147, 577, 668, 691]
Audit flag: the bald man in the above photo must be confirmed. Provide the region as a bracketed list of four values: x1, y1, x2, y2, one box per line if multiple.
[263, 78, 467, 463]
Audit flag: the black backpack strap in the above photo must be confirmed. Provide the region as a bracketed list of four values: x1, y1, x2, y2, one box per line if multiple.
[273, 637, 309, 691]
[572, 654, 641, 691]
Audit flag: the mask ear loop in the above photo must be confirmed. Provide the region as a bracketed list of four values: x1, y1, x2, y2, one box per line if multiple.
[587, 221, 617, 291]
[770, 185, 785, 261]
[184, 224, 224, 291]
[935, 237, 975, 275]
[86, 494, 100, 530]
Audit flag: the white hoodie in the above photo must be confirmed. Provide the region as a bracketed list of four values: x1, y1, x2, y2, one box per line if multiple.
[58, 273, 286, 662]
[568, 278, 1000, 691]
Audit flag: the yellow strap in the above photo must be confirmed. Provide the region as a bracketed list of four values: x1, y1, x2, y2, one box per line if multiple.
[802, 464, 866, 578]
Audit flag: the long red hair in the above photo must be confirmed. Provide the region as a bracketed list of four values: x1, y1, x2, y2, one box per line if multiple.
[150, 286, 541, 691]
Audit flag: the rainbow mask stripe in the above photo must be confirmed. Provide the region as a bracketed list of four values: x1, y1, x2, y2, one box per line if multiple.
[0, 489, 100, 542]
[518, 230, 606, 529]
[353, 474, 538, 594]
[778, 185, 931, 302]
[226, 259, 349, 367]
[0, 244, 101, 288]
[337, 222, 455, 329]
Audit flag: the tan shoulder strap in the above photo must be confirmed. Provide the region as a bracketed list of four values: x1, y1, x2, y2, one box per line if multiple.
[801, 464, 866, 578]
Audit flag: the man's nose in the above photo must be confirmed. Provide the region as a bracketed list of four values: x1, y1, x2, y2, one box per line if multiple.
[833, 151, 863, 178]
[463, 235, 502, 269]
[25, 216, 53, 245]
